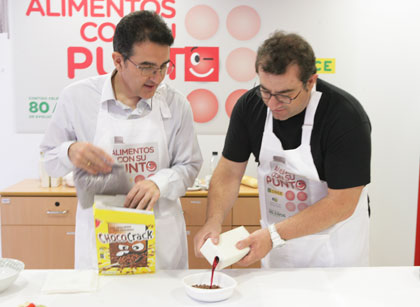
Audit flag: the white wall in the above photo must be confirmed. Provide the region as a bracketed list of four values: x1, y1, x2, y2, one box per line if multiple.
[0, 34, 44, 189]
[0, 33, 257, 187]
[1, 1, 420, 266]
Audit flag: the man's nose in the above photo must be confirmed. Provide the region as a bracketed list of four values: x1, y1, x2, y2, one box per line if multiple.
[150, 70, 165, 83]
[267, 95, 279, 108]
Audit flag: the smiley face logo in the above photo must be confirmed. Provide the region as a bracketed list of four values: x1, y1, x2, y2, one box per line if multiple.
[185, 47, 219, 82]
[146, 161, 157, 172]
[169, 46, 219, 82]
[296, 180, 307, 191]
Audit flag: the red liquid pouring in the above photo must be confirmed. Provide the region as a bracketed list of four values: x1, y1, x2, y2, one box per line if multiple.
[210, 256, 219, 289]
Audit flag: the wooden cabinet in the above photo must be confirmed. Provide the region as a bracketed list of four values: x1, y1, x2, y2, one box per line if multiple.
[232, 198, 261, 226]
[1, 197, 76, 225]
[181, 197, 232, 226]
[2, 225, 76, 269]
[1, 180, 261, 270]
[0, 182, 77, 269]
[181, 186, 261, 269]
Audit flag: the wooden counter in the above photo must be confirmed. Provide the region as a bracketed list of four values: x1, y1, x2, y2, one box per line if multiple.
[0, 178, 259, 197]
[0, 179, 77, 197]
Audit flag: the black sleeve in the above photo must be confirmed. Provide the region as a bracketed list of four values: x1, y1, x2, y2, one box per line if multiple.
[324, 118, 371, 189]
[222, 94, 253, 163]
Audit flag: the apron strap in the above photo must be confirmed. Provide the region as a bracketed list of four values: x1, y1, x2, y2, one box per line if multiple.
[302, 91, 322, 145]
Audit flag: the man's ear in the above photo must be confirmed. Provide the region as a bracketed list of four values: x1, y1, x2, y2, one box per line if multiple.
[307, 74, 318, 91]
[112, 52, 124, 71]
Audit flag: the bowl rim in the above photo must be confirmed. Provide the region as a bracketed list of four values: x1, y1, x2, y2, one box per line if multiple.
[183, 271, 237, 292]
[0, 258, 25, 271]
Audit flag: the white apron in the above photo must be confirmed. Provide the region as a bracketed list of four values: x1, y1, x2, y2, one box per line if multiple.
[75, 86, 188, 270]
[258, 90, 369, 268]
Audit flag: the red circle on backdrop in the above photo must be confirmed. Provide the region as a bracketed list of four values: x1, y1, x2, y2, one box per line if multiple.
[187, 89, 219, 123]
[226, 6, 261, 40]
[297, 191, 308, 201]
[225, 89, 247, 117]
[285, 190, 295, 201]
[185, 5, 219, 40]
[134, 175, 145, 183]
[226, 48, 257, 82]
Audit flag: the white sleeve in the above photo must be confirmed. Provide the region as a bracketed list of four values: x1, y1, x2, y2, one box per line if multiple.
[39, 89, 76, 177]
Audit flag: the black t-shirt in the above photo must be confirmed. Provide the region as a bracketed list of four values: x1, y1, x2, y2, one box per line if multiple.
[223, 79, 371, 189]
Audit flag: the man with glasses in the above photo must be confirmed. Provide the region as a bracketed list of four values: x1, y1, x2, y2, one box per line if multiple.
[194, 31, 371, 268]
[41, 11, 202, 269]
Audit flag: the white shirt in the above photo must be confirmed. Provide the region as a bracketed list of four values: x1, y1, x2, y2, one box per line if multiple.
[40, 73, 203, 200]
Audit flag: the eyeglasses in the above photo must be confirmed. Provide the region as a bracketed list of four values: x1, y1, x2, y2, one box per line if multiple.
[127, 58, 175, 77]
[256, 85, 302, 104]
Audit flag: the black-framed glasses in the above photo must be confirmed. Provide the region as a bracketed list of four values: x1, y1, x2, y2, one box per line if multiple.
[256, 85, 302, 104]
[127, 58, 175, 77]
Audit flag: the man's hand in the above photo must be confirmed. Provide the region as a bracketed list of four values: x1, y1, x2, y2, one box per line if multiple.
[193, 219, 222, 258]
[124, 180, 160, 210]
[68, 142, 113, 174]
[234, 228, 272, 267]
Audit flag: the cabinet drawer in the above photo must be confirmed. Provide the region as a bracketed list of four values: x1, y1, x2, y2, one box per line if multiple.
[0, 197, 77, 225]
[232, 197, 261, 226]
[1, 225, 75, 269]
[181, 197, 231, 226]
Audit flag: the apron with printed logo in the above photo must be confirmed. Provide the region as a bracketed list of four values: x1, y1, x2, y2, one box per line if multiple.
[74, 86, 188, 270]
[258, 90, 369, 268]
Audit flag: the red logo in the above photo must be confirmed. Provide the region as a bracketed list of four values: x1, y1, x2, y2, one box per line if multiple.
[296, 180, 307, 190]
[146, 161, 157, 172]
[134, 175, 145, 183]
[271, 172, 280, 178]
[170, 46, 219, 82]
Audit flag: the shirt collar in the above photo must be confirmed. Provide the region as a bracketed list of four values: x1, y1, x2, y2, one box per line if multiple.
[100, 70, 152, 110]
[312, 80, 318, 93]
[153, 82, 172, 119]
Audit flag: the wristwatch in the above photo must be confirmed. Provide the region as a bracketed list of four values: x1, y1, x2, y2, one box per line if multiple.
[268, 223, 285, 248]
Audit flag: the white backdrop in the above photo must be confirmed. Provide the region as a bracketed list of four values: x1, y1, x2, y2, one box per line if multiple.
[1, 0, 419, 266]
[11, 0, 337, 134]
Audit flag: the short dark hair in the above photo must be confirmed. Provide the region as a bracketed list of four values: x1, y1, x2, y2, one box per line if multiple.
[255, 31, 317, 84]
[113, 10, 174, 59]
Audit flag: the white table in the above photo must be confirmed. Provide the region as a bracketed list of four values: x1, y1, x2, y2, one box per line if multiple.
[1, 267, 420, 307]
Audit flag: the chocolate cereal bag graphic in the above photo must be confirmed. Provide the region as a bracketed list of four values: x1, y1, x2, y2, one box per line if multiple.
[93, 195, 155, 275]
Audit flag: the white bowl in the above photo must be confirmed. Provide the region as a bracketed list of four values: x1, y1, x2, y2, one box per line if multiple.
[0, 258, 24, 292]
[183, 271, 237, 302]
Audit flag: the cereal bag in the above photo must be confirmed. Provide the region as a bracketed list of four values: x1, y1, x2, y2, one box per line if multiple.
[93, 195, 155, 275]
